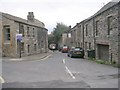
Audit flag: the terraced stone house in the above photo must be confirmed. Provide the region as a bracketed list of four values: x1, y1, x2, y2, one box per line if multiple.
[70, 0, 120, 64]
[1, 12, 48, 57]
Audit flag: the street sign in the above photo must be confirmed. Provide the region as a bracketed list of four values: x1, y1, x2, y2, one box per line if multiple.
[16, 34, 22, 41]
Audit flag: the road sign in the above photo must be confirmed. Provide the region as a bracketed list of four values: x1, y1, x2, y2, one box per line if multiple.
[16, 34, 22, 41]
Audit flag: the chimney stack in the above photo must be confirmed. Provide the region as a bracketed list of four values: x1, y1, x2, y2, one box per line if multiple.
[27, 12, 34, 22]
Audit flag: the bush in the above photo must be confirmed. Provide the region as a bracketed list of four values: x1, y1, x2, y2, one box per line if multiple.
[112, 60, 116, 64]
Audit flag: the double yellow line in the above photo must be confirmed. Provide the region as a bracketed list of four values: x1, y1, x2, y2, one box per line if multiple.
[0, 76, 5, 83]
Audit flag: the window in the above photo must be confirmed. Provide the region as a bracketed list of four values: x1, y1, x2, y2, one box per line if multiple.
[75, 48, 80, 51]
[21, 42, 24, 52]
[4, 25, 10, 41]
[27, 27, 30, 37]
[34, 44, 37, 51]
[33, 28, 35, 37]
[19, 24, 24, 37]
[68, 33, 71, 38]
[85, 24, 88, 36]
[108, 16, 113, 35]
[89, 42, 91, 50]
[96, 21, 99, 36]
[28, 45, 30, 53]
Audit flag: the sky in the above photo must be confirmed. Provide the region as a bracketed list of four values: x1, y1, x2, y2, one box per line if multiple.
[0, 0, 112, 34]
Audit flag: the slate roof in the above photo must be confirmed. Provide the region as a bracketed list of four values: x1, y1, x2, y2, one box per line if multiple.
[94, 0, 120, 17]
[84, 0, 120, 22]
[70, 0, 120, 31]
[2, 12, 47, 30]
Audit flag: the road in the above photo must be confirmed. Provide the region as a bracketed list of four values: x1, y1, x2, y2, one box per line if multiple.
[2, 51, 119, 88]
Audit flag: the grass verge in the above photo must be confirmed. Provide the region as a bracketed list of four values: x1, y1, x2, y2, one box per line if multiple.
[88, 57, 120, 68]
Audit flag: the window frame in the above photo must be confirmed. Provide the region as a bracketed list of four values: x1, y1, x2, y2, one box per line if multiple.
[107, 16, 113, 35]
[85, 24, 88, 36]
[95, 20, 99, 36]
[19, 24, 24, 37]
[27, 26, 30, 37]
[4, 25, 11, 41]
[21, 42, 25, 52]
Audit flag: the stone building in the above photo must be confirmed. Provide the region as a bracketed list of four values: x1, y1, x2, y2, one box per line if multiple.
[70, 22, 84, 49]
[2, 12, 48, 57]
[70, 25, 77, 47]
[59, 33, 71, 48]
[94, 1, 120, 63]
[60, 33, 68, 46]
[83, 18, 95, 59]
[58, 26, 72, 49]
[70, 0, 120, 64]
[0, 12, 2, 57]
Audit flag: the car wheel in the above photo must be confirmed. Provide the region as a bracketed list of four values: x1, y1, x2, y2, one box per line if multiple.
[67, 54, 69, 57]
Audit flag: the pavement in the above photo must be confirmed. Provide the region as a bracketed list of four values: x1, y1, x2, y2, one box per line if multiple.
[2, 51, 53, 62]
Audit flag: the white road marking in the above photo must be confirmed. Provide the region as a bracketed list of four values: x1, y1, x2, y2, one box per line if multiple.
[10, 59, 22, 61]
[65, 66, 76, 79]
[63, 59, 65, 64]
[0, 76, 5, 83]
[41, 54, 52, 60]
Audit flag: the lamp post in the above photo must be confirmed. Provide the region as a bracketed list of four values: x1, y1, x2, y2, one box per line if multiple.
[17, 39, 21, 58]
[16, 34, 22, 58]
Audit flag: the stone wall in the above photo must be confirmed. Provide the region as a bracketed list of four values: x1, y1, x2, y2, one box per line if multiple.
[70, 28, 75, 47]
[0, 12, 2, 57]
[94, 4, 119, 63]
[70, 2, 120, 64]
[83, 18, 95, 58]
[118, 2, 120, 64]
[2, 15, 16, 57]
[78, 22, 84, 49]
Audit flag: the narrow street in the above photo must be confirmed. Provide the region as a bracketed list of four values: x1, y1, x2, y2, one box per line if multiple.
[2, 51, 118, 88]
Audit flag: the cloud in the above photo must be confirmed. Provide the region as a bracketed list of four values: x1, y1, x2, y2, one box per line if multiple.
[0, 0, 111, 34]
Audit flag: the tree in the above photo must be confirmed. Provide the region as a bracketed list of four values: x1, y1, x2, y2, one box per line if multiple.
[48, 22, 70, 50]
[53, 22, 70, 45]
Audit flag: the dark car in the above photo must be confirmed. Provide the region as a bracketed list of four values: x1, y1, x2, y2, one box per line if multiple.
[67, 47, 84, 58]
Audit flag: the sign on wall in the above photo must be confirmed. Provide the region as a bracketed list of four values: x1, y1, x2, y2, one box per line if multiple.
[16, 34, 22, 41]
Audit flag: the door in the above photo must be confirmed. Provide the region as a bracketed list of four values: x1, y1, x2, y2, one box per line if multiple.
[98, 44, 109, 61]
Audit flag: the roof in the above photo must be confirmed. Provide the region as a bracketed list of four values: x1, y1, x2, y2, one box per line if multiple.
[84, 0, 120, 22]
[94, 0, 119, 17]
[34, 19, 45, 27]
[2, 12, 47, 30]
[69, 0, 120, 31]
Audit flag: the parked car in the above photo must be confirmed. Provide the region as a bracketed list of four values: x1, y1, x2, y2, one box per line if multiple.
[61, 46, 69, 53]
[67, 47, 84, 58]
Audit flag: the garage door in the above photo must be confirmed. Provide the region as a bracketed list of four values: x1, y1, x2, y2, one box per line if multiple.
[97, 44, 109, 61]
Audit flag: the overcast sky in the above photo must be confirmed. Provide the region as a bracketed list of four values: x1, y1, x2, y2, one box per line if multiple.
[0, 0, 112, 34]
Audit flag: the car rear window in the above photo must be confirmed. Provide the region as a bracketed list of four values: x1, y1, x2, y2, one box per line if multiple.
[74, 48, 83, 51]
[75, 48, 80, 51]
[63, 46, 68, 49]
